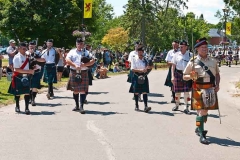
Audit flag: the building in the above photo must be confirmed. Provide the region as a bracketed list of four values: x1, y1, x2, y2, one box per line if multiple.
[208, 28, 222, 45]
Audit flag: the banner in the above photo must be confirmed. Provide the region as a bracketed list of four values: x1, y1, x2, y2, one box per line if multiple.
[226, 22, 231, 35]
[84, 0, 93, 18]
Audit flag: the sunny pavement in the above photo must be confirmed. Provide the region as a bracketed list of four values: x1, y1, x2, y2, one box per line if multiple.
[0, 65, 240, 160]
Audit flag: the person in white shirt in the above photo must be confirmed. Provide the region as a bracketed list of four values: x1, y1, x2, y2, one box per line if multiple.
[8, 42, 35, 114]
[171, 40, 193, 114]
[129, 46, 152, 112]
[66, 38, 95, 114]
[41, 39, 59, 99]
[6, 39, 18, 71]
[164, 40, 179, 103]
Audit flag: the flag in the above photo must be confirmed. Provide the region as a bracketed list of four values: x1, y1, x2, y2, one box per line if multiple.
[226, 22, 231, 35]
[84, 0, 93, 18]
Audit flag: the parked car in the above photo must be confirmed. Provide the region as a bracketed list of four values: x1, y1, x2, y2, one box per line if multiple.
[0, 47, 7, 55]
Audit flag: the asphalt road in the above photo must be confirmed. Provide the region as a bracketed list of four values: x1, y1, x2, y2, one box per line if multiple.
[0, 66, 240, 160]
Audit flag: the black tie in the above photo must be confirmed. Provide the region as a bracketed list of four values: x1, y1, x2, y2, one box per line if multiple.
[47, 50, 49, 56]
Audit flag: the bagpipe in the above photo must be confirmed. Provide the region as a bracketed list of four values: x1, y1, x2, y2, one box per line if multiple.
[81, 48, 94, 68]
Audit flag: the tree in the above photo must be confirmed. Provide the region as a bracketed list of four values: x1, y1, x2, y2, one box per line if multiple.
[102, 27, 129, 52]
[0, 0, 114, 48]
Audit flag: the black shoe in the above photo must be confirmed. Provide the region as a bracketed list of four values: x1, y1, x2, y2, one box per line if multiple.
[135, 105, 139, 111]
[15, 107, 20, 113]
[183, 108, 190, 114]
[31, 100, 36, 106]
[171, 98, 175, 103]
[80, 106, 85, 114]
[72, 106, 80, 111]
[25, 109, 30, 115]
[172, 106, 178, 111]
[200, 131, 210, 145]
[144, 106, 151, 113]
[84, 100, 88, 104]
[195, 128, 200, 136]
[46, 93, 50, 99]
[50, 93, 54, 97]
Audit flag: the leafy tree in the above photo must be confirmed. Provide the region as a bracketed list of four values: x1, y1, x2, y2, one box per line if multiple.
[102, 27, 129, 52]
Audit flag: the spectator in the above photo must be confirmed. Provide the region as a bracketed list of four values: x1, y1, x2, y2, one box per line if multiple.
[103, 49, 111, 68]
[0, 55, 3, 79]
[99, 62, 108, 78]
[57, 48, 64, 81]
[113, 63, 121, 73]
[6, 39, 18, 71]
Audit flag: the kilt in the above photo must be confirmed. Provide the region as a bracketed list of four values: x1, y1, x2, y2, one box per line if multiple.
[173, 71, 191, 93]
[31, 70, 41, 89]
[164, 67, 173, 87]
[88, 69, 93, 86]
[67, 70, 89, 92]
[191, 83, 219, 110]
[127, 70, 133, 83]
[129, 74, 149, 94]
[43, 64, 57, 84]
[8, 75, 30, 95]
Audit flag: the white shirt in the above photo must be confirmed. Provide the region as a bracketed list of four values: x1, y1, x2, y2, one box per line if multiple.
[41, 48, 56, 64]
[13, 53, 29, 71]
[171, 51, 192, 71]
[128, 50, 138, 63]
[67, 48, 91, 70]
[165, 49, 178, 62]
[131, 56, 146, 70]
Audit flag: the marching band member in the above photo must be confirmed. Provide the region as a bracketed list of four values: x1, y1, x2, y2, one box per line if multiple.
[66, 38, 95, 114]
[183, 38, 220, 144]
[41, 39, 59, 99]
[164, 40, 179, 103]
[129, 46, 152, 112]
[171, 40, 192, 114]
[8, 42, 43, 114]
[27, 41, 45, 106]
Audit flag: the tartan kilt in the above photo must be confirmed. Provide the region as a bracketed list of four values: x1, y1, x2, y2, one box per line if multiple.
[127, 70, 133, 83]
[8, 76, 30, 95]
[164, 67, 173, 87]
[129, 74, 149, 93]
[30, 71, 41, 89]
[67, 70, 89, 92]
[173, 71, 192, 93]
[191, 83, 219, 110]
[88, 69, 93, 86]
[43, 64, 57, 84]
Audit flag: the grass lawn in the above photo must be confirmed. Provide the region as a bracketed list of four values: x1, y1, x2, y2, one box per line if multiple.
[236, 81, 240, 89]
[2, 59, 8, 66]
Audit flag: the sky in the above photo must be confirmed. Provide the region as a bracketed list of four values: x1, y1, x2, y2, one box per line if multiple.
[105, 0, 226, 24]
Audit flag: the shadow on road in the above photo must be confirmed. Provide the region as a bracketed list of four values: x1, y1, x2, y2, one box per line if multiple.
[148, 111, 175, 116]
[53, 96, 73, 99]
[17, 111, 56, 115]
[148, 100, 168, 105]
[87, 101, 111, 105]
[85, 110, 125, 116]
[37, 103, 62, 107]
[208, 136, 240, 147]
[148, 93, 164, 97]
[88, 92, 109, 95]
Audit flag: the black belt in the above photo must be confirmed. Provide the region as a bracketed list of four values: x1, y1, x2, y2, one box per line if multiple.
[175, 69, 183, 74]
[70, 69, 87, 72]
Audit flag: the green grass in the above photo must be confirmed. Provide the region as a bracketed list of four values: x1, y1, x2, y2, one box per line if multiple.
[236, 81, 240, 89]
[2, 59, 8, 66]
[0, 77, 14, 106]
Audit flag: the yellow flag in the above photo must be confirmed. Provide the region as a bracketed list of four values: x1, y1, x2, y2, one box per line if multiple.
[226, 22, 231, 35]
[84, 0, 93, 18]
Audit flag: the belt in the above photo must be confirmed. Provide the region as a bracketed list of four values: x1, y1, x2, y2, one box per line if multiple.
[70, 69, 87, 72]
[175, 69, 183, 74]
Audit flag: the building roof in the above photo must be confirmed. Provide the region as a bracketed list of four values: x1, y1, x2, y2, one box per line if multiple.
[208, 29, 221, 37]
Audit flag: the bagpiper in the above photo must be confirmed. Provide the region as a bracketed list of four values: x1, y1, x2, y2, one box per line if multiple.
[66, 38, 95, 114]
[183, 38, 220, 144]
[41, 39, 59, 99]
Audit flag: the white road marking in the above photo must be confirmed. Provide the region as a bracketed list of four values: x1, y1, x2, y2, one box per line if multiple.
[87, 120, 116, 160]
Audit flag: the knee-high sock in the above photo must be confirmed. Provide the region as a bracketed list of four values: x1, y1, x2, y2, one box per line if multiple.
[73, 93, 79, 107]
[49, 83, 53, 94]
[48, 84, 51, 94]
[143, 94, 148, 106]
[134, 94, 139, 106]
[32, 92, 37, 101]
[24, 95, 30, 110]
[184, 92, 190, 109]
[175, 93, 181, 106]
[29, 90, 32, 100]
[80, 94, 86, 107]
[15, 96, 20, 107]
[196, 116, 204, 134]
[172, 91, 175, 99]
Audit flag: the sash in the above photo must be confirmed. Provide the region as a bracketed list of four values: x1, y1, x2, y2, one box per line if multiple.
[12, 58, 29, 88]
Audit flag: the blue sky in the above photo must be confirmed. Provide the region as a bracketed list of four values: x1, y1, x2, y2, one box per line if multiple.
[105, 0, 225, 24]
